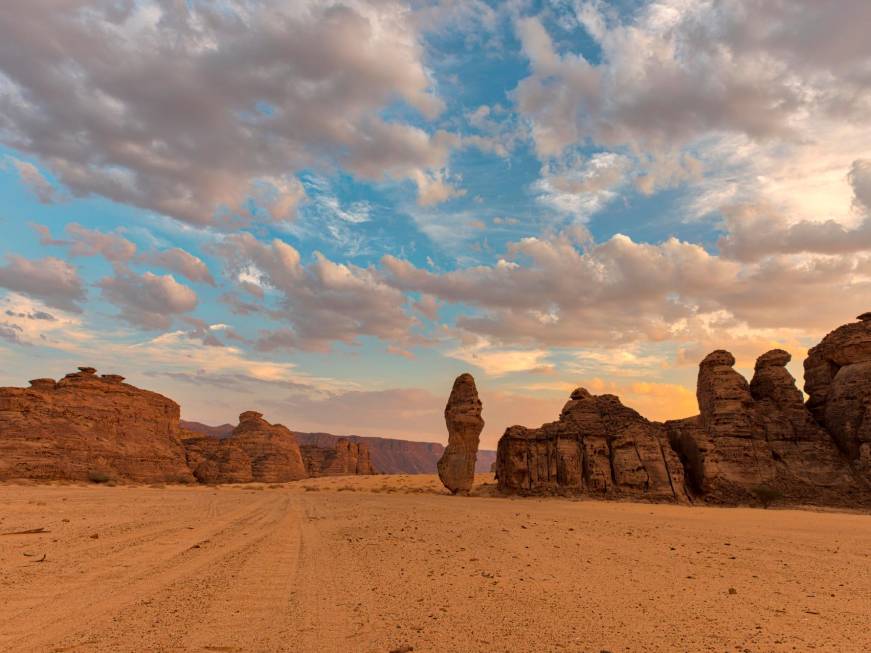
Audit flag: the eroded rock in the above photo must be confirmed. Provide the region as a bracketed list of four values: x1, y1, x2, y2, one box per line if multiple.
[437, 373, 484, 494]
[667, 349, 866, 505]
[183, 411, 307, 483]
[496, 388, 688, 502]
[804, 315, 871, 474]
[301, 438, 376, 476]
[0, 368, 194, 483]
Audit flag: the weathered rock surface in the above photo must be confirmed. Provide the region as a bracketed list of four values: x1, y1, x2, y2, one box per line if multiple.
[496, 388, 688, 502]
[183, 411, 307, 483]
[0, 368, 194, 483]
[300, 438, 376, 476]
[293, 431, 496, 474]
[437, 373, 484, 494]
[804, 314, 871, 475]
[666, 349, 867, 505]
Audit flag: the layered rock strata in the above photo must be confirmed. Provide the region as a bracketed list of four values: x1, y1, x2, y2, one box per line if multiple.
[0, 367, 194, 483]
[300, 438, 376, 476]
[496, 388, 689, 502]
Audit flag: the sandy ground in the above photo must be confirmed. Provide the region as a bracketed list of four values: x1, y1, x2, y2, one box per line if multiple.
[1, 474, 870, 653]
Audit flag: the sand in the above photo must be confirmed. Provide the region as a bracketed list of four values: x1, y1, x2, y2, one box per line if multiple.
[1, 474, 870, 653]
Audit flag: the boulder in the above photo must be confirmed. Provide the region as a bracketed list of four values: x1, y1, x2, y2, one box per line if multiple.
[183, 411, 307, 483]
[437, 373, 484, 494]
[0, 368, 194, 483]
[496, 388, 688, 502]
[804, 314, 871, 474]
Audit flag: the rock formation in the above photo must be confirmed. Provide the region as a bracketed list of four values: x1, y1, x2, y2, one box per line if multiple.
[496, 388, 688, 502]
[183, 411, 307, 483]
[293, 431, 497, 474]
[437, 373, 484, 494]
[666, 350, 865, 505]
[804, 313, 871, 475]
[0, 367, 194, 483]
[300, 438, 376, 476]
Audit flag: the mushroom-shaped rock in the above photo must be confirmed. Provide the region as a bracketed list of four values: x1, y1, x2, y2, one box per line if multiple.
[437, 373, 484, 494]
[28, 378, 56, 390]
[77, 367, 97, 375]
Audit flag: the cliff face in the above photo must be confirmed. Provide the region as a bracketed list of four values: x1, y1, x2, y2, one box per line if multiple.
[804, 313, 871, 476]
[496, 315, 871, 507]
[496, 388, 688, 502]
[666, 349, 865, 505]
[0, 367, 194, 483]
[183, 411, 307, 484]
[300, 439, 376, 477]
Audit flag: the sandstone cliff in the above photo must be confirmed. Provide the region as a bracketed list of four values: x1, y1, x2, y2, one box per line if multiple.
[666, 349, 865, 505]
[495, 315, 871, 506]
[804, 313, 871, 476]
[0, 368, 194, 483]
[183, 411, 307, 483]
[300, 438, 376, 476]
[496, 388, 688, 502]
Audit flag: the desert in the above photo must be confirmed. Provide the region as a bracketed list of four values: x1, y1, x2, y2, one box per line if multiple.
[2, 476, 870, 652]
[2, 1, 871, 651]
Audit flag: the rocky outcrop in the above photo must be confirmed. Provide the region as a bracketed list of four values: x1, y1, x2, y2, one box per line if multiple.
[0, 367, 194, 483]
[300, 439, 376, 476]
[804, 314, 871, 475]
[293, 431, 497, 474]
[496, 388, 688, 502]
[666, 349, 865, 505]
[437, 373, 484, 494]
[183, 411, 307, 483]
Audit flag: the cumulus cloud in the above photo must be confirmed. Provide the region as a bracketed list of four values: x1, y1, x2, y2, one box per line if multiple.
[0, 1, 456, 226]
[0, 255, 85, 312]
[98, 271, 197, 330]
[718, 160, 871, 261]
[149, 248, 215, 286]
[215, 233, 421, 352]
[514, 1, 871, 224]
[515, 1, 871, 156]
[383, 228, 871, 349]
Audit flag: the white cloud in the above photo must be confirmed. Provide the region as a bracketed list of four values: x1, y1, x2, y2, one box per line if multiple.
[0, 1, 455, 226]
[98, 271, 198, 330]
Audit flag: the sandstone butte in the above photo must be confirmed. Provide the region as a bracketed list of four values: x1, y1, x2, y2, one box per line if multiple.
[437, 373, 485, 494]
[495, 314, 871, 507]
[0, 372, 376, 484]
[0, 367, 194, 483]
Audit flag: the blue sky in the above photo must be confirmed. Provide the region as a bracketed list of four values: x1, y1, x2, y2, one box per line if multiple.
[1, 1, 870, 446]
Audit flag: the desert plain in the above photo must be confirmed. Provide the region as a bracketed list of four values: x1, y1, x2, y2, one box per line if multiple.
[1, 473, 870, 653]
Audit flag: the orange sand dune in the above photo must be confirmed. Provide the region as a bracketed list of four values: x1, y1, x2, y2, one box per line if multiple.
[1, 474, 869, 652]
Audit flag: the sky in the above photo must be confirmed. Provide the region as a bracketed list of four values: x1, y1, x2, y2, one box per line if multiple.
[1, 0, 870, 448]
